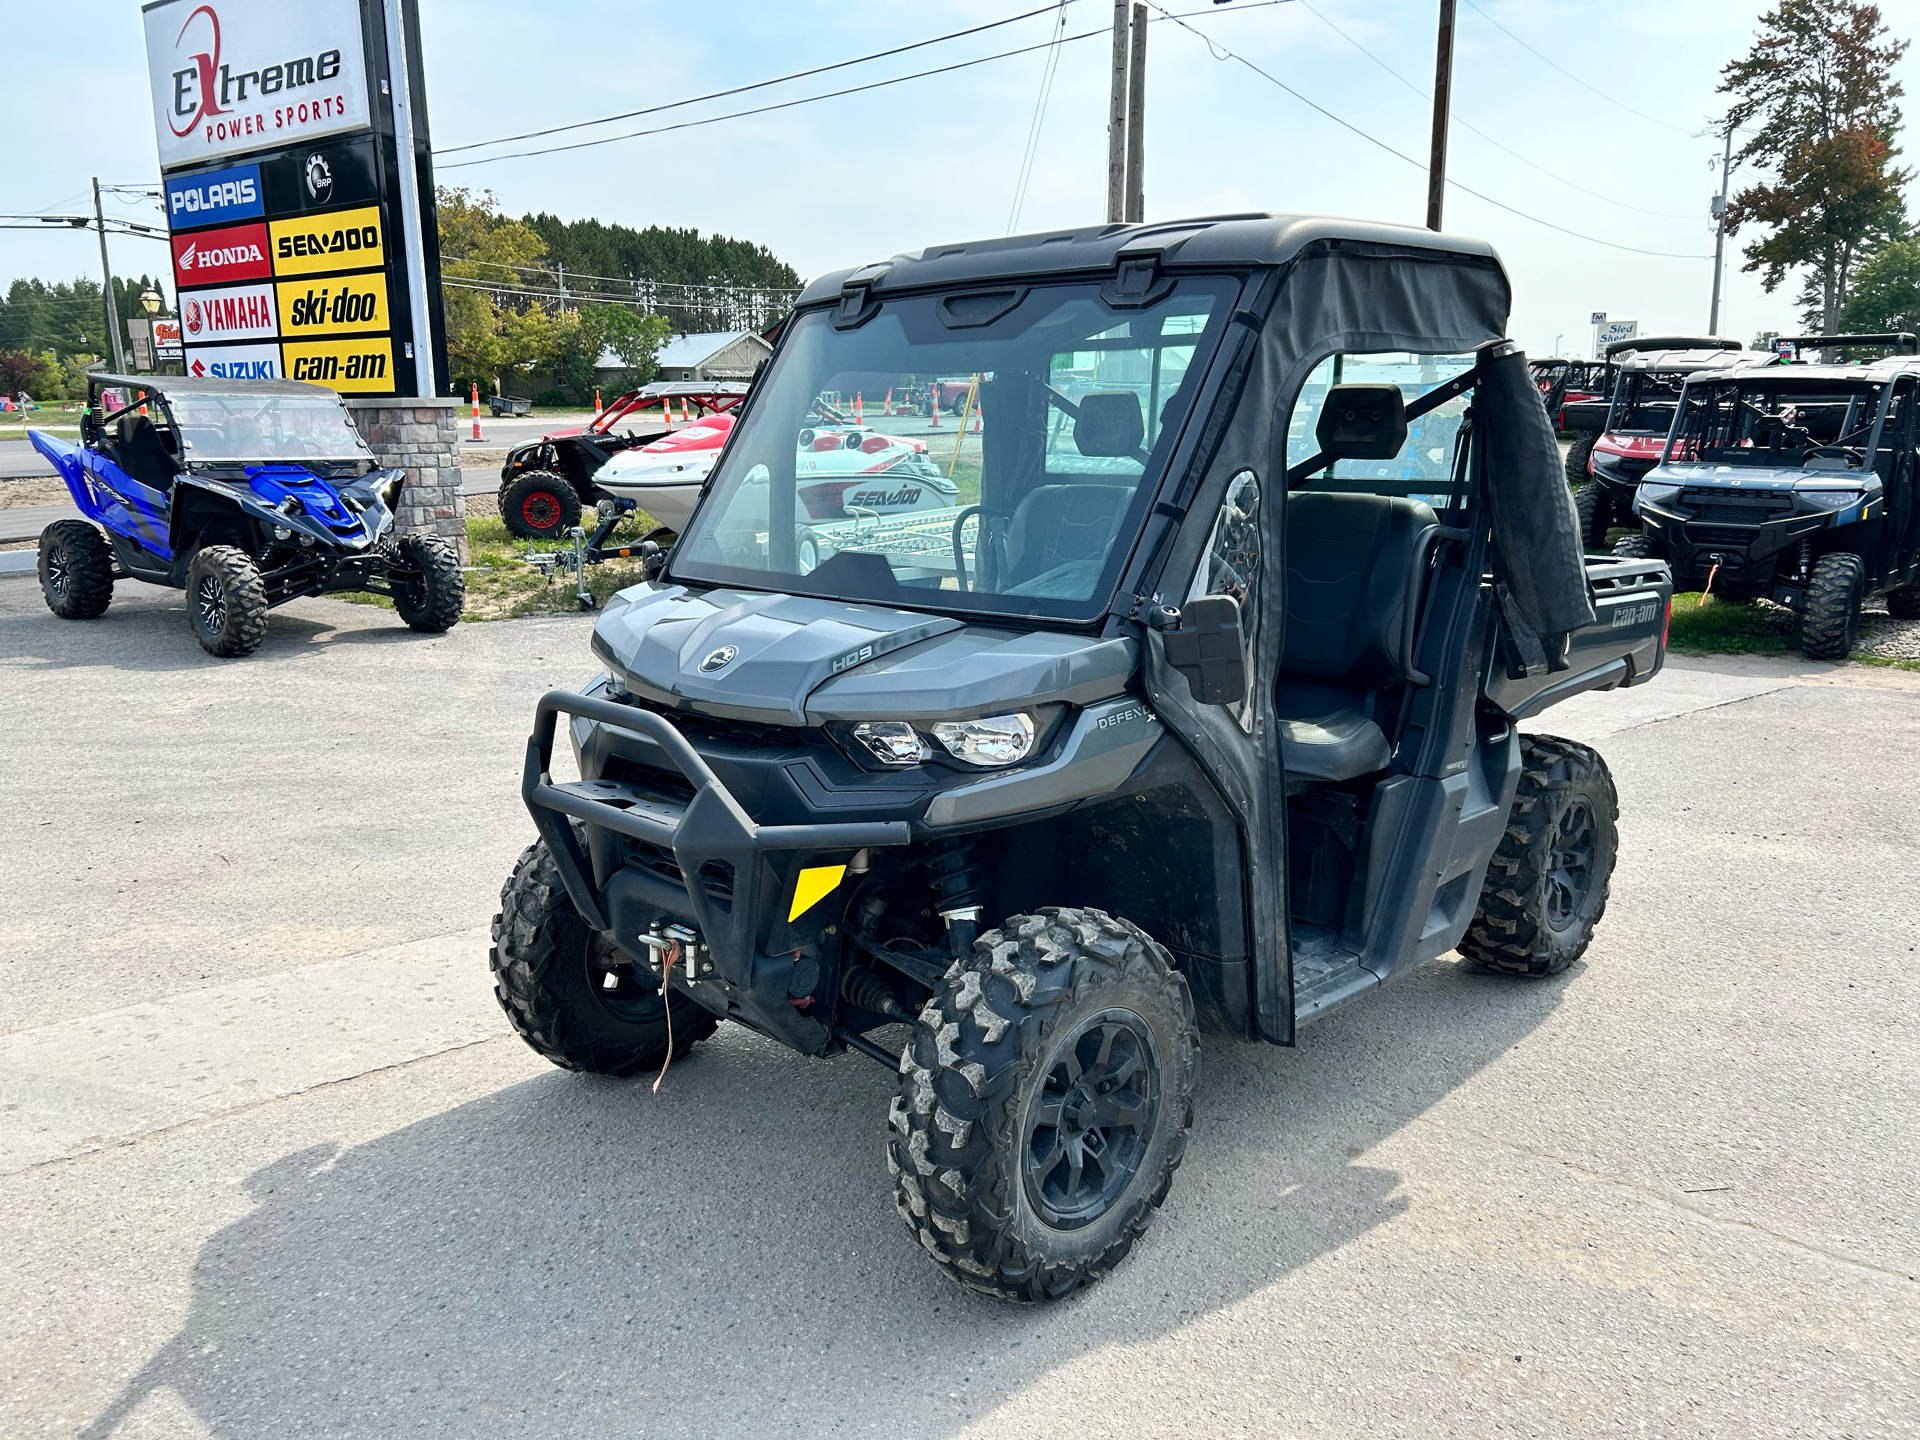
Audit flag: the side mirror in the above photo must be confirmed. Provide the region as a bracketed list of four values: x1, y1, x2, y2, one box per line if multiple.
[1159, 594, 1248, 705]
[1315, 383, 1406, 460]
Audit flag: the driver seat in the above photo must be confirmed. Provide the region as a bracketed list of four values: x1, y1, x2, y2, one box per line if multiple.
[1277, 492, 1437, 783]
[115, 414, 180, 492]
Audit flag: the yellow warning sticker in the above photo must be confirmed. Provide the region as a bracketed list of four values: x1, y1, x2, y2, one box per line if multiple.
[787, 864, 846, 922]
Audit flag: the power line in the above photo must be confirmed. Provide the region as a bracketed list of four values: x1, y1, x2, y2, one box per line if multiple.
[1007, 0, 1072, 233]
[437, 1, 1085, 158]
[443, 253, 801, 296]
[1142, 1, 1711, 260]
[440, 1, 1293, 172]
[1458, 0, 1692, 137]
[1299, 1, 1699, 221]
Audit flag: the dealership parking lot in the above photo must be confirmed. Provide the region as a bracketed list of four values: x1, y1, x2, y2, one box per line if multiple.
[2, 579, 1916, 1438]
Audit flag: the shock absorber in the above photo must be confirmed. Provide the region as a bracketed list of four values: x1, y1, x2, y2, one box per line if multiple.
[924, 839, 982, 958]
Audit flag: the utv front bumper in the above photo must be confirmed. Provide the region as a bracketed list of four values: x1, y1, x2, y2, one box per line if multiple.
[1635, 485, 1862, 601]
[521, 690, 910, 1052]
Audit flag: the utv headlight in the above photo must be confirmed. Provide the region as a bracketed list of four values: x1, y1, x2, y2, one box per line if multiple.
[851, 721, 931, 766]
[271, 524, 294, 541]
[933, 713, 1036, 768]
[1798, 490, 1864, 511]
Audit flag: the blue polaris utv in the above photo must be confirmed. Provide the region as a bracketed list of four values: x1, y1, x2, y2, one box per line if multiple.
[30, 374, 463, 657]
[1615, 334, 1920, 659]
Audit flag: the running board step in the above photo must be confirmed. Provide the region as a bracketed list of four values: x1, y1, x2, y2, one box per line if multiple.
[1290, 924, 1382, 1026]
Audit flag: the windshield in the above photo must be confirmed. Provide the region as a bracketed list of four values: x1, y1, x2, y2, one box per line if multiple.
[163, 390, 372, 463]
[1667, 379, 1890, 471]
[668, 277, 1238, 620]
[1609, 369, 1689, 433]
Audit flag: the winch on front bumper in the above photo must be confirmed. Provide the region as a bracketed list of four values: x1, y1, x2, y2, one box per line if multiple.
[522, 690, 911, 1053]
[1635, 483, 1868, 601]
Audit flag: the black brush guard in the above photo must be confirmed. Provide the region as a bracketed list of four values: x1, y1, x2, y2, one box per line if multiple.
[522, 691, 910, 1045]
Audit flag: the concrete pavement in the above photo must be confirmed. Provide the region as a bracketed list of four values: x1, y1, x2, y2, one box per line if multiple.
[1, 579, 1915, 1438]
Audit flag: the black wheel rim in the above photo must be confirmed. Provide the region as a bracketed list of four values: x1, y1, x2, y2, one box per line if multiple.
[194, 573, 226, 635]
[584, 931, 667, 1026]
[1022, 1008, 1160, 1230]
[46, 545, 70, 599]
[1545, 798, 1596, 931]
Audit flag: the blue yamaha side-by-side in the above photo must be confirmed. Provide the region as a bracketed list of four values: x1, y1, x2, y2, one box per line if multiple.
[30, 374, 463, 657]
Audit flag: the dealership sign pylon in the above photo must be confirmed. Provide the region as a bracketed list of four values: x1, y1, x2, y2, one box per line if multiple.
[142, 0, 446, 398]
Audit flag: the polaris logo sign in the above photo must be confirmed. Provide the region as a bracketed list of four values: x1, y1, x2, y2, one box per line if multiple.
[143, 0, 369, 168]
[165, 161, 263, 228]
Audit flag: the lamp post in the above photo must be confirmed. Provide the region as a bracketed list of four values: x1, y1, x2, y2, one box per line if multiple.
[139, 287, 161, 318]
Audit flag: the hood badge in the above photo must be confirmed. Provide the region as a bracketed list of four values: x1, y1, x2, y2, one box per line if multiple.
[698, 645, 739, 673]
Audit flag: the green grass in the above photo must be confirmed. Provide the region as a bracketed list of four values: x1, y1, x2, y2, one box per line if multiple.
[1663, 592, 1798, 656]
[338, 510, 658, 622]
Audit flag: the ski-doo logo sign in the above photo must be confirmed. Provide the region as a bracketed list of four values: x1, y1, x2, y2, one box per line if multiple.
[170, 221, 273, 285]
[165, 161, 262, 229]
[144, 0, 369, 168]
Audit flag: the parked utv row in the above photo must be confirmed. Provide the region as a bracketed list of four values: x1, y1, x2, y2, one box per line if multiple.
[1566, 332, 1920, 659]
[490, 213, 1673, 1304]
[31, 375, 463, 657]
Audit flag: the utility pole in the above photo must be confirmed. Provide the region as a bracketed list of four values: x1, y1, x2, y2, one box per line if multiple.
[1426, 0, 1456, 231]
[556, 260, 568, 310]
[1124, 3, 1148, 223]
[1708, 125, 1733, 335]
[1106, 0, 1129, 223]
[93, 177, 128, 373]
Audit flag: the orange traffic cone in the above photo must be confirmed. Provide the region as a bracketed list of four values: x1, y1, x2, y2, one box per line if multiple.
[594, 387, 603, 412]
[884, 387, 894, 416]
[855, 391, 863, 426]
[928, 385, 940, 427]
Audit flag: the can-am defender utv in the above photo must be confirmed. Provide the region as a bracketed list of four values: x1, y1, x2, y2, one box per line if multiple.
[497, 381, 751, 541]
[1618, 334, 1920, 658]
[30, 375, 463, 657]
[492, 215, 1672, 1303]
[1561, 337, 1745, 549]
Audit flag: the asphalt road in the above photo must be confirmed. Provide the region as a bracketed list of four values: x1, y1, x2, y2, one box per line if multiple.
[1, 580, 1915, 1438]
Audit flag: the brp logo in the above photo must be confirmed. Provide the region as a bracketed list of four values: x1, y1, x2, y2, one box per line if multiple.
[167, 4, 228, 139]
[698, 646, 739, 673]
[183, 298, 203, 336]
[304, 153, 332, 202]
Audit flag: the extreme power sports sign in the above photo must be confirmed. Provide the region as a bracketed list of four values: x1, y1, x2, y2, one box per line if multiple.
[143, 0, 370, 170]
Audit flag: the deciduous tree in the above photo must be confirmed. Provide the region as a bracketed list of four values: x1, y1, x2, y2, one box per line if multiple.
[1720, 0, 1909, 334]
[1837, 237, 1920, 333]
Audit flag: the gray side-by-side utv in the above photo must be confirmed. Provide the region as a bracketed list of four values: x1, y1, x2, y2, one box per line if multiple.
[489, 214, 1673, 1303]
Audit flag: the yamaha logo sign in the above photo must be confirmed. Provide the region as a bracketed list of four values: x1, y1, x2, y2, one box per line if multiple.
[699, 646, 739, 674]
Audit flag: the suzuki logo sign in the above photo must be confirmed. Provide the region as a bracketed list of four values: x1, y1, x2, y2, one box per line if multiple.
[144, 0, 369, 168]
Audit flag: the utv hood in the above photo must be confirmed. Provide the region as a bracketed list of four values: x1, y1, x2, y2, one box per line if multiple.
[589, 585, 1136, 725]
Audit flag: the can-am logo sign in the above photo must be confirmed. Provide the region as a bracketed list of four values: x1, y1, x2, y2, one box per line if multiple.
[143, 0, 369, 168]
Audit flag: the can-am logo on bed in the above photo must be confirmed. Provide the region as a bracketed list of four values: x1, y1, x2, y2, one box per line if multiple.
[171, 221, 272, 286]
[180, 281, 279, 342]
[182, 340, 282, 382]
[165, 161, 262, 230]
[143, 0, 369, 168]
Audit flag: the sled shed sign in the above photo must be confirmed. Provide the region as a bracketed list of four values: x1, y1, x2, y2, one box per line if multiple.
[142, 0, 446, 399]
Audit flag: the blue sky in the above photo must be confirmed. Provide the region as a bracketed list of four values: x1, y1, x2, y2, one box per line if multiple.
[5, 0, 1917, 359]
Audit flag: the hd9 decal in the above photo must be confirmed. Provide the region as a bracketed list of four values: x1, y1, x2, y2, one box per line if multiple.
[275, 272, 388, 337]
[267, 204, 383, 276]
[281, 335, 395, 392]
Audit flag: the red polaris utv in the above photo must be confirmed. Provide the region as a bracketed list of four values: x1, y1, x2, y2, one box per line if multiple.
[497, 381, 751, 541]
[1560, 337, 1744, 549]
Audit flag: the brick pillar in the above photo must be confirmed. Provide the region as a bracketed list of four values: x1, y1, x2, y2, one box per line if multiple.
[342, 396, 468, 562]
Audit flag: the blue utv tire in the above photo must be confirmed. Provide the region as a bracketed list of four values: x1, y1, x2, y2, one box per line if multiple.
[38, 520, 114, 620]
[186, 545, 269, 658]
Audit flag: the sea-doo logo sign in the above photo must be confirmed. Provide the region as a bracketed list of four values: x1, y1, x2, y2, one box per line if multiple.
[268, 206, 384, 276]
[171, 221, 272, 286]
[144, 0, 368, 167]
[165, 161, 262, 229]
[699, 646, 739, 673]
[180, 281, 278, 342]
[846, 486, 923, 509]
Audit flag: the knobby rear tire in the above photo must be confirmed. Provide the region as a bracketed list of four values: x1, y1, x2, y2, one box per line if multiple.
[1460, 735, 1618, 978]
[38, 519, 114, 619]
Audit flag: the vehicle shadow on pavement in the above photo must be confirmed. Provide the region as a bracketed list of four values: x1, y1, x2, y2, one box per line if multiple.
[1, 585, 452, 672]
[80, 958, 1567, 1439]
